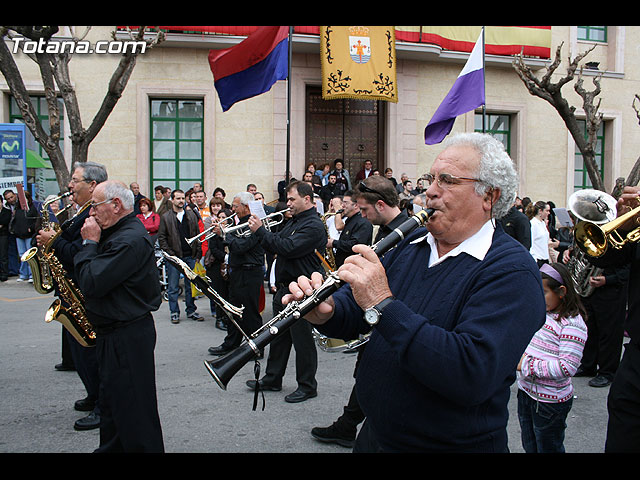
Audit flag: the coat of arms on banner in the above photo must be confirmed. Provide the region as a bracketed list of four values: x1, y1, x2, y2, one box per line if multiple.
[349, 26, 371, 64]
[320, 26, 397, 103]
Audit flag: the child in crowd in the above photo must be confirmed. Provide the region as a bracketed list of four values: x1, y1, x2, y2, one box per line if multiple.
[516, 262, 588, 453]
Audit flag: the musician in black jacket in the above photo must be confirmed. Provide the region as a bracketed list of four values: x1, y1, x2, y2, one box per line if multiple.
[246, 181, 326, 403]
[311, 176, 404, 447]
[36, 161, 107, 432]
[588, 185, 640, 452]
[329, 190, 373, 268]
[75, 180, 164, 453]
[208, 192, 265, 356]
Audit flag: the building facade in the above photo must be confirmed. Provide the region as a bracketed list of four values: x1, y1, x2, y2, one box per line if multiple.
[1, 26, 638, 209]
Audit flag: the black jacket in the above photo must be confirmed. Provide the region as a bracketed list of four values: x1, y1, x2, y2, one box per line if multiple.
[499, 206, 531, 250]
[10, 202, 39, 239]
[254, 207, 326, 285]
[224, 214, 265, 269]
[590, 241, 638, 344]
[74, 213, 161, 328]
[51, 206, 91, 282]
[332, 212, 373, 267]
[0, 206, 11, 236]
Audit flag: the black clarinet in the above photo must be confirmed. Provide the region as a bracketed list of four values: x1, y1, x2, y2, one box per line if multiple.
[204, 208, 434, 390]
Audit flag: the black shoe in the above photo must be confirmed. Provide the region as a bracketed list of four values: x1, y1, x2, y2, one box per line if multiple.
[74, 397, 95, 412]
[208, 344, 233, 356]
[187, 311, 204, 321]
[575, 366, 596, 377]
[285, 389, 317, 403]
[74, 411, 100, 431]
[588, 375, 612, 388]
[55, 362, 75, 372]
[246, 379, 282, 391]
[311, 423, 356, 448]
[216, 319, 227, 331]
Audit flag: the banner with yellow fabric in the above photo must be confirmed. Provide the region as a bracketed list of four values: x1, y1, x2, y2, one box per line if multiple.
[320, 26, 397, 103]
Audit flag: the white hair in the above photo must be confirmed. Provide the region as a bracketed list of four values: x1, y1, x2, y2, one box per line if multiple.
[442, 132, 518, 219]
[102, 181, 134, 211]
[233, 191, 255, 206]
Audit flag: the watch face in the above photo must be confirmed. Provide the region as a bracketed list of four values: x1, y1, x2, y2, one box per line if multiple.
[364, 308, 379, 325]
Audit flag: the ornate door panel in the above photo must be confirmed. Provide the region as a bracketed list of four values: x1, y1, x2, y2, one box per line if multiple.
[306, 87, 384, 184]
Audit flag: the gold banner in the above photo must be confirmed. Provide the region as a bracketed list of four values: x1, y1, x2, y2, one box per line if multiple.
[320, 26, 397, 103]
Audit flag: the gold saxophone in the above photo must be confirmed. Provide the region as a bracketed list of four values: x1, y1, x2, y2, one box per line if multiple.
[319, 210, 341, 272]
[22, 197, 96, 347]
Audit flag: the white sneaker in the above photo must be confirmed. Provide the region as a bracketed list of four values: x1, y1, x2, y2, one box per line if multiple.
[16, 278, 24, 282]
[28, 278, 33, 283]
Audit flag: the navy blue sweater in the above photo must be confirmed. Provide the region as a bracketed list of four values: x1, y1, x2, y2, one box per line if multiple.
[320, 223, 545, 452]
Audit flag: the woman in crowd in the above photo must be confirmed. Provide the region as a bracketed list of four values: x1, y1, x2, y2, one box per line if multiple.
[137, 197, 160, 239]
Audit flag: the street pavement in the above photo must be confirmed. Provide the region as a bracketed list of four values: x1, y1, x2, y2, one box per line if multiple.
[0, 276, 613, 453]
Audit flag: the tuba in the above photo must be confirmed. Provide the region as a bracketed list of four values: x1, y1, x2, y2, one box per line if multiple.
[22, 199, 96, 347]
[566, 189, 617, 297]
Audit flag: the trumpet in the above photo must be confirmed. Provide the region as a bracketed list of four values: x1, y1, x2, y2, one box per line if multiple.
[575, 201, 640, 258]
[186, 214, 237, 245]
[221, 209, 290, 239]
[204, 207, 434, 390]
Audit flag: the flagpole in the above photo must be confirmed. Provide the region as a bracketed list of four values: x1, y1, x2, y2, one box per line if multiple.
[481, 26, 487, 134]
[285, 26, 293, 185]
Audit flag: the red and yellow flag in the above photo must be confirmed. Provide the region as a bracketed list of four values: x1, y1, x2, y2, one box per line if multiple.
[320, 26, 398, 103]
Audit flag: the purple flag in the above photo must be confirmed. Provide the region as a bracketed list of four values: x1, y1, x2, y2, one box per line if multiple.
[424, 32, 485, 145]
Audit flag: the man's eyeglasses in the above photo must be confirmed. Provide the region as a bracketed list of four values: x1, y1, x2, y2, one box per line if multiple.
[69, 178, 89, 185]
[358, 181, 386, 199]
[89, 198, 113, 209]
[423, 173, 483, 189]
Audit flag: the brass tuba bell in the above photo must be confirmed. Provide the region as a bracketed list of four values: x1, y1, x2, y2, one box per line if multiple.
[570, 188, 640, 258]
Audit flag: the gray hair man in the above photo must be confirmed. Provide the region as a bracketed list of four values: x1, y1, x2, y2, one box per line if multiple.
[285, 133, 545, 452]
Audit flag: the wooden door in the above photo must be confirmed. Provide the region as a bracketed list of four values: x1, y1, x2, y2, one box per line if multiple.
[305, 86, 384, 185]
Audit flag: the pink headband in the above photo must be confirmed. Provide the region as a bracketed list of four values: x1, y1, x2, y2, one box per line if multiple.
[540, 263, 564, 285]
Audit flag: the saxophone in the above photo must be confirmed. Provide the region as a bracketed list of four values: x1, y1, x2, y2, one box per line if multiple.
[320, 210, 341, 272]
[22, 197, 96, 347]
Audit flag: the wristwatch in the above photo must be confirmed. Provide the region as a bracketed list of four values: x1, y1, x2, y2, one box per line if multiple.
[364, 296, 395, 326]
[82, 239, 98, 247]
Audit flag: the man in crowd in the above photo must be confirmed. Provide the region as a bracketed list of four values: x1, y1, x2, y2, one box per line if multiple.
[327, 190, 373, 268]
[130, 182, 146, 215]
[157, 189, 203, 323]
[154, 185, 170, 216]
[500, 201, 532, 249]
[319, 173, 341, 211]
[354, 159, 374, 182]
[194, 190, 211, 222]
[287, 133, 546, 452]
[208, 192, 265, 356]
[311, 176, 404, 447]
[246, 181, 326, 403]
[36, 161, 107, 432]
[75, 180, 164, 452]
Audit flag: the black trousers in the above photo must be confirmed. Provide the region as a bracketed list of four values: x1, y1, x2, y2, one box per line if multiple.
[581, 288, 626, 380]
[66, 328, 100, 410]
[222, 266, 263, 349]
[605, 341, 640, 452]
[206, 262, 230, 319]
[262, 286, 318, 393]
[94, 315, 164, 453]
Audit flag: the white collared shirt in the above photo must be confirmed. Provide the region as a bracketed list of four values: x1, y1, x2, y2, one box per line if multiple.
[418, 219, 495, 267]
